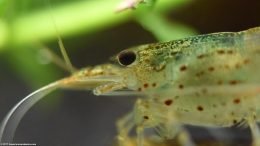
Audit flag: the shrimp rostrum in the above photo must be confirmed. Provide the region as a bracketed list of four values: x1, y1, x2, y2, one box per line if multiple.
[1, 27, 260, 146]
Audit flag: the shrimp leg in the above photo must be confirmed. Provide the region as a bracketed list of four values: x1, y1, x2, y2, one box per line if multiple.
[133, 98, 195, 146]
[247, 113, 260, 146]
[154, 110, 194, 146]
[136, 124, 145, 146]
[177, 128, 195, 146]
[116, 111, 135, 146]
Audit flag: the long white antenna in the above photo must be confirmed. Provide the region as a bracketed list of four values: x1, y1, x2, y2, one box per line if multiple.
[0, 82, 60, 142]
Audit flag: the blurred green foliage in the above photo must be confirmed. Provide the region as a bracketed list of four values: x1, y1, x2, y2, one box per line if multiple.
[0, 0, 196, 88]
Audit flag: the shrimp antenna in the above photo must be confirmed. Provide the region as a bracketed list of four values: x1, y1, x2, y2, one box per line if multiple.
[37, 44, 77, 73]
[46, 0, 76, 74]
[0, 1, 76, 142]
[0, 81, 60, 142]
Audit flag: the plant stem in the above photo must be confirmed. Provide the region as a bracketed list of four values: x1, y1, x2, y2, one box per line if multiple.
[0, 0, 192, 49]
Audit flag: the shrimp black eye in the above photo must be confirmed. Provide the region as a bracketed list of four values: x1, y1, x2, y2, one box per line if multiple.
[117, 50, 136, 66]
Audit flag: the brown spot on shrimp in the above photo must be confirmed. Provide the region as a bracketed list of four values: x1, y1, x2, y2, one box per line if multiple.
[179, 65, 187, 71]
[178, 84, 184, 89]
[208, 66, 215, 72]
[229, 80, 238, 85]
[143, 83, 149, 88]
[164, 99, 173, 106]
[143, 116, 149, 120]
[197, 106, 204, 111]
[217, 50, 225, 54]
[243, 59, 250, 64]
[152, 83, 157, 87]
[233, 98, 241, 104]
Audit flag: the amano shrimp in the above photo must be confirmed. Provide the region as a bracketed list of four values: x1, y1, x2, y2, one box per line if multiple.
[0, 26, 260, 146]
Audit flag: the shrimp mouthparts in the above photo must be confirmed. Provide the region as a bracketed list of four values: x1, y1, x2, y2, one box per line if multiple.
[59, 64, 127, 95]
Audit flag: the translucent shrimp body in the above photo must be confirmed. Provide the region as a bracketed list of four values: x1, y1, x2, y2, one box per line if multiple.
[1, 27, 260, 146]
[114, 26, 260, 146]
